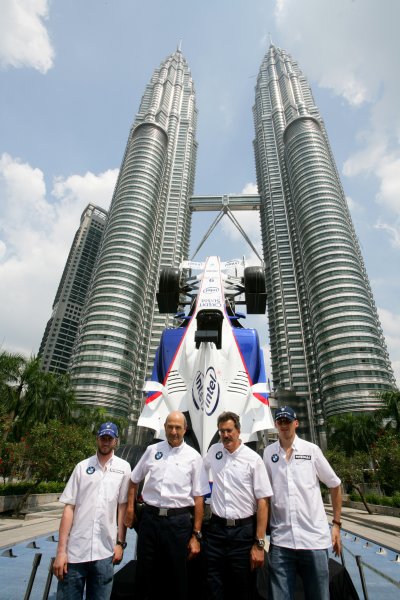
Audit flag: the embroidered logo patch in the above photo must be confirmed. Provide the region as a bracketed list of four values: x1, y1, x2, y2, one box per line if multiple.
[271, 454, 279, 463]
[86, 466, 95, 475]
[295, 455, 311, 460]
[216, 451, 223, 460]
[109, 468, 124, 474]
[155, 451, 163, 460]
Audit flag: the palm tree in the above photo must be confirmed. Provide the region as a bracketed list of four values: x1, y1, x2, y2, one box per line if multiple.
[0, 351, 78, 440]
[378, 390, 400, 433]
[327, 412, 380, 457]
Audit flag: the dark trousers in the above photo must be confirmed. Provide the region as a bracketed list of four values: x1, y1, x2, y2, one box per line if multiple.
[135, 508, 192, 600]
[205, 520, 256, 600]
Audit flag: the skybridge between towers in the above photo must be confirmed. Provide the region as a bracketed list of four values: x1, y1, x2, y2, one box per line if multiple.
[189, 194, 262, 261]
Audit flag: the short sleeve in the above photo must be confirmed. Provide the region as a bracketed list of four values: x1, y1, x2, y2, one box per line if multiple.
[192, 454, 211, 497]
[315, 446, 341, 488]
[118, 462, 132, 503]
[131, 446, 151, 484]
[59, 464, 80, 505]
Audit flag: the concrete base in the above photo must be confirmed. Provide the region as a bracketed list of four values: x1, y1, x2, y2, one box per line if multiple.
[0, 493, 61, 513]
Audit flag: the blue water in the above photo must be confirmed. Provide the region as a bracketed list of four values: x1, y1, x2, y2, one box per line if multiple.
[0, 527, 399, 598]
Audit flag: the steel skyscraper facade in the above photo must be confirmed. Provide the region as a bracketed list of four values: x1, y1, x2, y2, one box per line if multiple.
[39, 204, 107, 373]
[69, 49, 197, 421]
[253, 45, 394, 440]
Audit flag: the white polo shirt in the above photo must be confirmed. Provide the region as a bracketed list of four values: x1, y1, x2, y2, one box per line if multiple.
[203, 442, 273, 520]
[131, 440, 209, 508]
[263, 435, 341, 550]
[60, 452, 131, 563]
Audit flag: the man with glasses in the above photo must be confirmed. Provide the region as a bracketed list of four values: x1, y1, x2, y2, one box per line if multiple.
[264, 406, 342, 600]
[202, 411, 273, 600]
[53, 422, 131, 599]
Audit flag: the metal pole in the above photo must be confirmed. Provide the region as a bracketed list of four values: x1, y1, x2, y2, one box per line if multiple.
[42, 557, 55, 600]
[355, 555, 369, 600]
[340, 548, 346, 568]
[23, 552, 42, 600]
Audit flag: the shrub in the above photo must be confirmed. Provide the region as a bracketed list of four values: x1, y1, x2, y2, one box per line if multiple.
[0, 481, 65, 496]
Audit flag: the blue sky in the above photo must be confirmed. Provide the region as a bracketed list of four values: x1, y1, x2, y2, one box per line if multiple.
[0, 0, 399, 385]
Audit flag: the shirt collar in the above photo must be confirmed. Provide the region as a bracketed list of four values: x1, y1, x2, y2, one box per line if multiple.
[167, 440, 186, 452]
[278, 434, 299, 454]
[223, 440, 243, 457]
[95, 451, 114, 470]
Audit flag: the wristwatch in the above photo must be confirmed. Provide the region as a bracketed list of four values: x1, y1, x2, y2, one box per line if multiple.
[192, 530, 203, 541]
[332, 519, 342, 529]
[116, 540, 127, 549]
[254, 538, 265, 549]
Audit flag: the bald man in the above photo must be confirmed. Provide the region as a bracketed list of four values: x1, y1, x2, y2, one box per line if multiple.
[125, 412, 208, 600]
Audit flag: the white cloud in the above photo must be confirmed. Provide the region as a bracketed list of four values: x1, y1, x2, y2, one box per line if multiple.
[345, 195, 361, 215]
[0, 0, 54, 73]
[378, 307, 400, 386]
[0, 153, 118, 355]
[242, 182, 258, 194]
[374, 221, 400, 249]
[274, 0, 399, 107]
[219, 183, 263, 261]
[273, 1, 400, 233]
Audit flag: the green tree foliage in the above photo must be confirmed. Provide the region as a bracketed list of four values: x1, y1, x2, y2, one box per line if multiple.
[26, 420, 97, 482]
[0, 349, 128, 490]
[325, 449, 373, 513]
[0, 351, 78, 441]
[326, 412, 380, 458]
[377, 390, 400, 433]
[371, 430, 400, 496]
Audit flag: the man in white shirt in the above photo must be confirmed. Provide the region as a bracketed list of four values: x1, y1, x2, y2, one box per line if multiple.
[124, 411, 208, 600]
[203, 411, 273, 600]
[53, 422, 131, 599]
[263, 406, 342, 600]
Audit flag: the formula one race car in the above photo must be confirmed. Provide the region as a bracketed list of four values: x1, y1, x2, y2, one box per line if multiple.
[137, 256, 274, 455]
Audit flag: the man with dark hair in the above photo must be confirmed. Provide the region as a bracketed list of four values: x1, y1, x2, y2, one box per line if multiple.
[53, 422, 131, 600]
[264, 406, 342, 600]
[202, 411, 273, 600]
[124, 411, 209, 600]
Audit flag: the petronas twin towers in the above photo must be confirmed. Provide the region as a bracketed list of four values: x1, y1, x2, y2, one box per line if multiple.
[53, 45, 394, 441]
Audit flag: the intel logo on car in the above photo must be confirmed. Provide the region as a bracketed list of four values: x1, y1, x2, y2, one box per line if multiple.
[203, 287, 219, 294]
[204, 367, 220, 415]
[192, 370, 204, 410]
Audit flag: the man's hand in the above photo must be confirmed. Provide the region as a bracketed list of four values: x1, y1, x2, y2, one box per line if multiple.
[53, 551, 68, 580]
[250, 545, 265, 570]
[124, 507, 135, 528]
[113, 544, 124, 565]
[331, 525, 341, 557]
[187, 535, 201, 560]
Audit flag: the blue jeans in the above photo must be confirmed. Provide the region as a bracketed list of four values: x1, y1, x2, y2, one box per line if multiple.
[56, 556, 114, 600]
[268, 544, 329, 600]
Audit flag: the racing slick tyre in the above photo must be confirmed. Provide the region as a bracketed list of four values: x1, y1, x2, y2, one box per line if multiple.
[244, 266, 267, 314]
[156, 267, 180, 313]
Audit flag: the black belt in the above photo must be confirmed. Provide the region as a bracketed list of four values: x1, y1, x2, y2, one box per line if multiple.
[143, 504, 192, 517]
[211, 513, 255, 527]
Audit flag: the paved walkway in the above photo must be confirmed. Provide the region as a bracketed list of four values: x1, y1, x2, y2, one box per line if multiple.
[0, 502, 63, 549]
[1, 502, 399, 552]
[325, 506, 400, 553]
